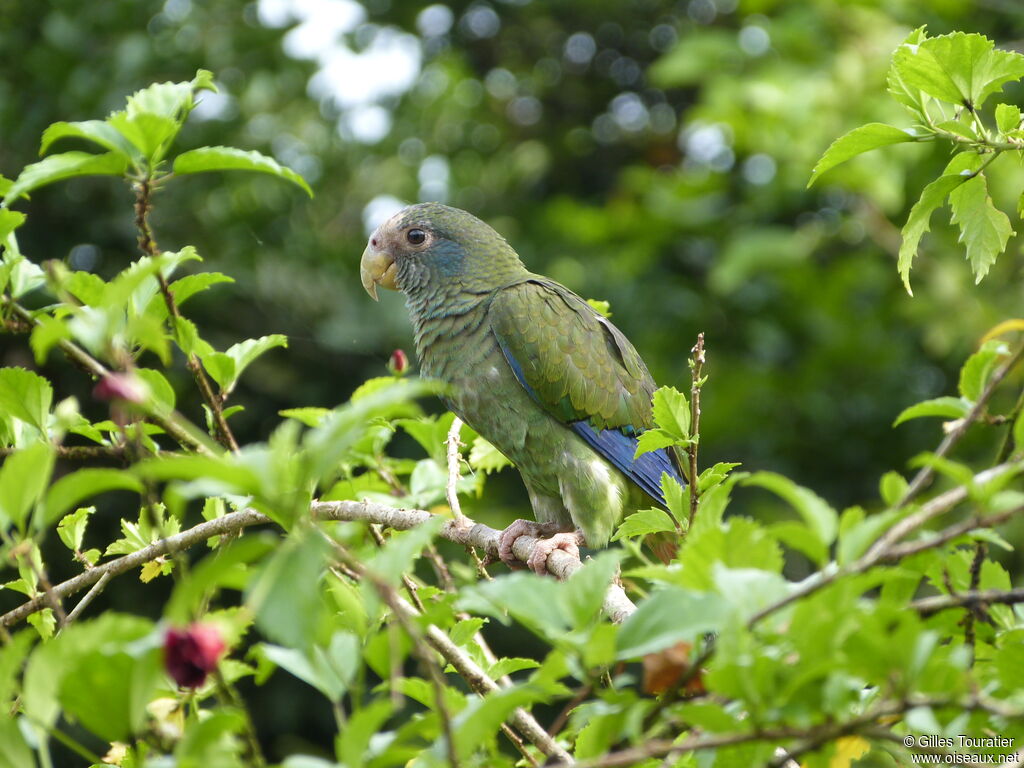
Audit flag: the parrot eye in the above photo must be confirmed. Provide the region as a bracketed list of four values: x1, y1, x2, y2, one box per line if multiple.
[406, 228, 427, 246]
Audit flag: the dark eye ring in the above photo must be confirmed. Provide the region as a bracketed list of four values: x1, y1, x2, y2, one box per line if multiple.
[407, 228, 426, 245]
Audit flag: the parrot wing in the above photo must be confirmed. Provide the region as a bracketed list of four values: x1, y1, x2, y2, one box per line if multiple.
[488, 277, 686, 505]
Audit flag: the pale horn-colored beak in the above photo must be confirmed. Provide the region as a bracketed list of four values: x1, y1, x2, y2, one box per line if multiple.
[360, 244, 399, 301]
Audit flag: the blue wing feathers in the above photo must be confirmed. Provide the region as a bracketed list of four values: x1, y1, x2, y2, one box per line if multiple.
[570, 421, 684, 505]
[498, 336, 685, 505]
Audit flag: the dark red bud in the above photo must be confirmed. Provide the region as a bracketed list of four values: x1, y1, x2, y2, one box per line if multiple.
[388, 349, 409, 376]
[93, 373, 147, 405]
[163, 623, 226, 688]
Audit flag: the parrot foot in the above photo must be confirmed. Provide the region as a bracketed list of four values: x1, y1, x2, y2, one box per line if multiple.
[526, 531, 585, 576]
[497, 520, 584, 575]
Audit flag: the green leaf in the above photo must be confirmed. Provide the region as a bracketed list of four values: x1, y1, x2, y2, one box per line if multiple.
[586, 298, 612, 317]
[879, 472, 908, 507]
[4, 151, 128, 203]
[279, 407, 330, 427]
[0, 210, 25, 241]
[246, 529, 330, 649]
[893, 396, 971, 426]
[743, 471, 837, 547]
[0, 443, 54, 530]
[0, 367, 53, 432]
[40, 120, 138, 159]
[949, 174, 1013, 283]
[633, 428, 677, 458]
[338, 699, 393, 768]
[612, 508, 677, 541]
[107, 111, 181, 164]
[0, 716, 33, 768]
[57, 506, 95, 552]
[898, 174, 966, 295]
[894, 31, 1024, 108]
[617, 587, 727, 658]
[468, 435, 513, 473]
[173, 146, 313, 197]
[43, 470, 143, 528]
[996, 103, 1022, 134]
[886, 27, 930, 117]
[29, 314, 72, 364]
[134, 367, 177, 415]
[563, 551, 622, 629]
[651, 386, 690, 440]
[959, 340, 1008, 401]
[220, 334, 288, 391]
[170, 272, 234, 304]
[808, 123, 917, 187]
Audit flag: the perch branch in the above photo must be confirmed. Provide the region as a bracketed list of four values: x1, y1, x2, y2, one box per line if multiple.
[2, 501, 638, 629]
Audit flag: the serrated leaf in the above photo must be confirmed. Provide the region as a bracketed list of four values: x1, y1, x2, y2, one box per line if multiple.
[40, 120, 139, 160]
[468, 435, 512, 473]
[134, 368, 176, 415]
[612, 508, 677, 541]
[662, 472, 686, 521]
[651, 386, 690, 439]
[894, 31, 1024, 108]
[996, 103, 1022, 134]
[633, 428, 677, 458]
[0, 367, 53, 432]
[893, 396, 971, 426]
[898, 174, 966, 294]
[222, 334, 288, 389]
[201, 352, 236, 390]
[107, 111, 181, 164]
[4, 152, 128, 203]
[887, 27, 930, 117]
[279, 407, 330, 427]
[173, 146, 313, 197]
[808, 123, 917, 187]
[959, 340, 1008, 401]
[949, 173, 1013, 283]
[57, 506, 95, 552]
[170, 272, 234, 305]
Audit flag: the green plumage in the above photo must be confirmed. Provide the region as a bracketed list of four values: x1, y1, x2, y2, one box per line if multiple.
[363, 203, 678, 549]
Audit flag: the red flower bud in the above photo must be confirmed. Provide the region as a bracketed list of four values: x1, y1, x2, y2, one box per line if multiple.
[92, 372, 147, 405]
[163, 623, 226, 688]
[388, 349, 409, 376]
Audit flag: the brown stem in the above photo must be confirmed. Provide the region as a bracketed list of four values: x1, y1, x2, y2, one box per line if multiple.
[912, 586, 1024, 616]
[687, 333, 705, 528]
[133, 179, 239, 453]
[0, 444, 128, 461]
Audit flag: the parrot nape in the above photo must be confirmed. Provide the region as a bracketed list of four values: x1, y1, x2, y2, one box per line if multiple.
[360, 203, 686, 574]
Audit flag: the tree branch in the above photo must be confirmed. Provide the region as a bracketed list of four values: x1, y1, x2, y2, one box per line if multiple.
[912, 586, 1024, 616]
[2, 501, 638, 629]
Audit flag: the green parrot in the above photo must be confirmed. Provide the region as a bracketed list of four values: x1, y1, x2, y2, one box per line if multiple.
[361, 203, 685, 573]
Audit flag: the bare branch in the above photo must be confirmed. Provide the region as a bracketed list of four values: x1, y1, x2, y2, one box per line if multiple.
[912, 586, 1024, 616]
[446, 416, 469, 527]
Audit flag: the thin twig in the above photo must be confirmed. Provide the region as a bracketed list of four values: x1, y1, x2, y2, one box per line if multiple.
[898, 343, 1024, 508]
[446, 416, 469, 527]
[3, 501, 639, 628]
[687, 333, 705, 528]
[912, 586, 1024, 616]
[133, 178, 239, 453]
[62, 571, 112, 626]
[0, 445, 128, 461]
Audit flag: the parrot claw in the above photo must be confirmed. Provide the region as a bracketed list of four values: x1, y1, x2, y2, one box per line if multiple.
[497, 520, 584, 575]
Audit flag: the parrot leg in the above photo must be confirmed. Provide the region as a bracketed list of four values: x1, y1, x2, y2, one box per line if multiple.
[497, 519, 585, 575]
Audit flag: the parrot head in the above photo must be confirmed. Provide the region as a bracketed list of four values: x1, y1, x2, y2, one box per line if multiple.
[360, 203, 527, 300]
